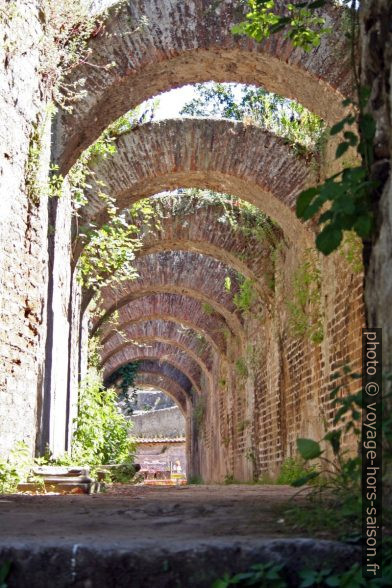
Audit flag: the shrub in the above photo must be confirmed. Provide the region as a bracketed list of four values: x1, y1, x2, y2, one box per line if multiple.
[71, 371, 135, 466]
[276, 457, 316, 485]
[0, 442, 33, 494]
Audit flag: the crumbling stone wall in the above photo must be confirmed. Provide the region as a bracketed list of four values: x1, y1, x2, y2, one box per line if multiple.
[195, 245, 364, 483]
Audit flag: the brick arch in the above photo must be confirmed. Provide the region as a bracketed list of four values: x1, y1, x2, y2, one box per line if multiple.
[133, 372, 189, 416]
[102, 341, 205, 394]
[102, 319, 215, 371]
[101, 334, 213, 383]
[99, 294, 227, 354]
[136, 360, 194, 395]
[75, 196, 279, 301]
[77, 119, 313, 244]
[92, 252, 249, 340]
[57, 0, 351, 173]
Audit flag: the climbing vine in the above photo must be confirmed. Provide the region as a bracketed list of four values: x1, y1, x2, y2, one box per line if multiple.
[69, 103, 157, 290]
[235, 357, 249, 379]
[233, 277, 257, 316]
[286, 248, 324, 344]
[37, 0, 109, 109]
[104, 362, 141, 416]
[338, 230, 363, 274]
[25, 120, 44, 205]
[155, 189, 281, 252]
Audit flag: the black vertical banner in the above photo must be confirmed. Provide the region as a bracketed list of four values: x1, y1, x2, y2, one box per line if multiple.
[362, 328, 382, 579]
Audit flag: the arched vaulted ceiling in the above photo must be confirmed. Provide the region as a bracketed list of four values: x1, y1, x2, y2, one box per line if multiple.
[102, 319, 215, 372]
[77, 119, 314, 244]
[133, 371, 189, 416]
[71, 0, 353, 413]
[75, 196, 280, 300]
[135, 360, 194, 396]
[56, 0, 351, 173]
[99, 294, 228, 354]
[92, 251, 251, 340]
[103, 341, 205, 395]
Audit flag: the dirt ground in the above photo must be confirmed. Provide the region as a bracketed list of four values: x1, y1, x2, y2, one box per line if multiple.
[0, 484, 361, 587]
[0, 484, 304, 546]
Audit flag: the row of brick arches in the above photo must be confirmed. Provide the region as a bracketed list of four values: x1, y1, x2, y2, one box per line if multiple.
[50, 0, 364, 482]
[0, 0, 364, 485]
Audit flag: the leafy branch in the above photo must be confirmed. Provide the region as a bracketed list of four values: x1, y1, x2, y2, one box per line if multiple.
[232, 1, 377, 257]
[296, 87, 377, 254]
[232, 0, 331, 52]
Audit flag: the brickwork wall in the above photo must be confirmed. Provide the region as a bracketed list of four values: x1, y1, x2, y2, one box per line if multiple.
[0, 4, 84, 459]
[98, 208, 365, 482]
[0, 2, 49, 457]
[57, 0, 351, 173]
[198, 238, 365, 483]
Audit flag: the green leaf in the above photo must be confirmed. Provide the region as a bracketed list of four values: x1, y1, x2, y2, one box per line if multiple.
[335, 141, 350, 158]
[302, 194, 327, 220]
[297, 438, 322, 460]
[212, 578, 230, 588]
[318, 210, 333, 224]
[325, 576, 341, 587]
[343, 131, 358, 146]
[324, 430, 341, 455]
[360, 113, 376, 141]
[296, 187, 320, 218]
[316, 226, 343, 255]
[358, 86, 371, 108]
[0, 562, 11, 585]
[308, 0, 327, 8]
[231, 23, 247, 36]
[353, 214, 372, 237]
[330, 119, 346, 136]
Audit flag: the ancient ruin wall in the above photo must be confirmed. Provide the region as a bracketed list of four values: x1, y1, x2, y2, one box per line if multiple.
[197, 241, 364, 483]
[0, 4, 82, 458]
[0, 2, 50, 457]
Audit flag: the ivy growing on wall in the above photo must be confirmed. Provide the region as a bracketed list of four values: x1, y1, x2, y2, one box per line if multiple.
[235, 357, 249, 379]
[233, 277, 257, 316]
[286, 248, 324, 344]
[37, 1, 149, 111]
[104, 362, 141, 416]
[68, 103, 158, 290]
[338, 230, 363, 274]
